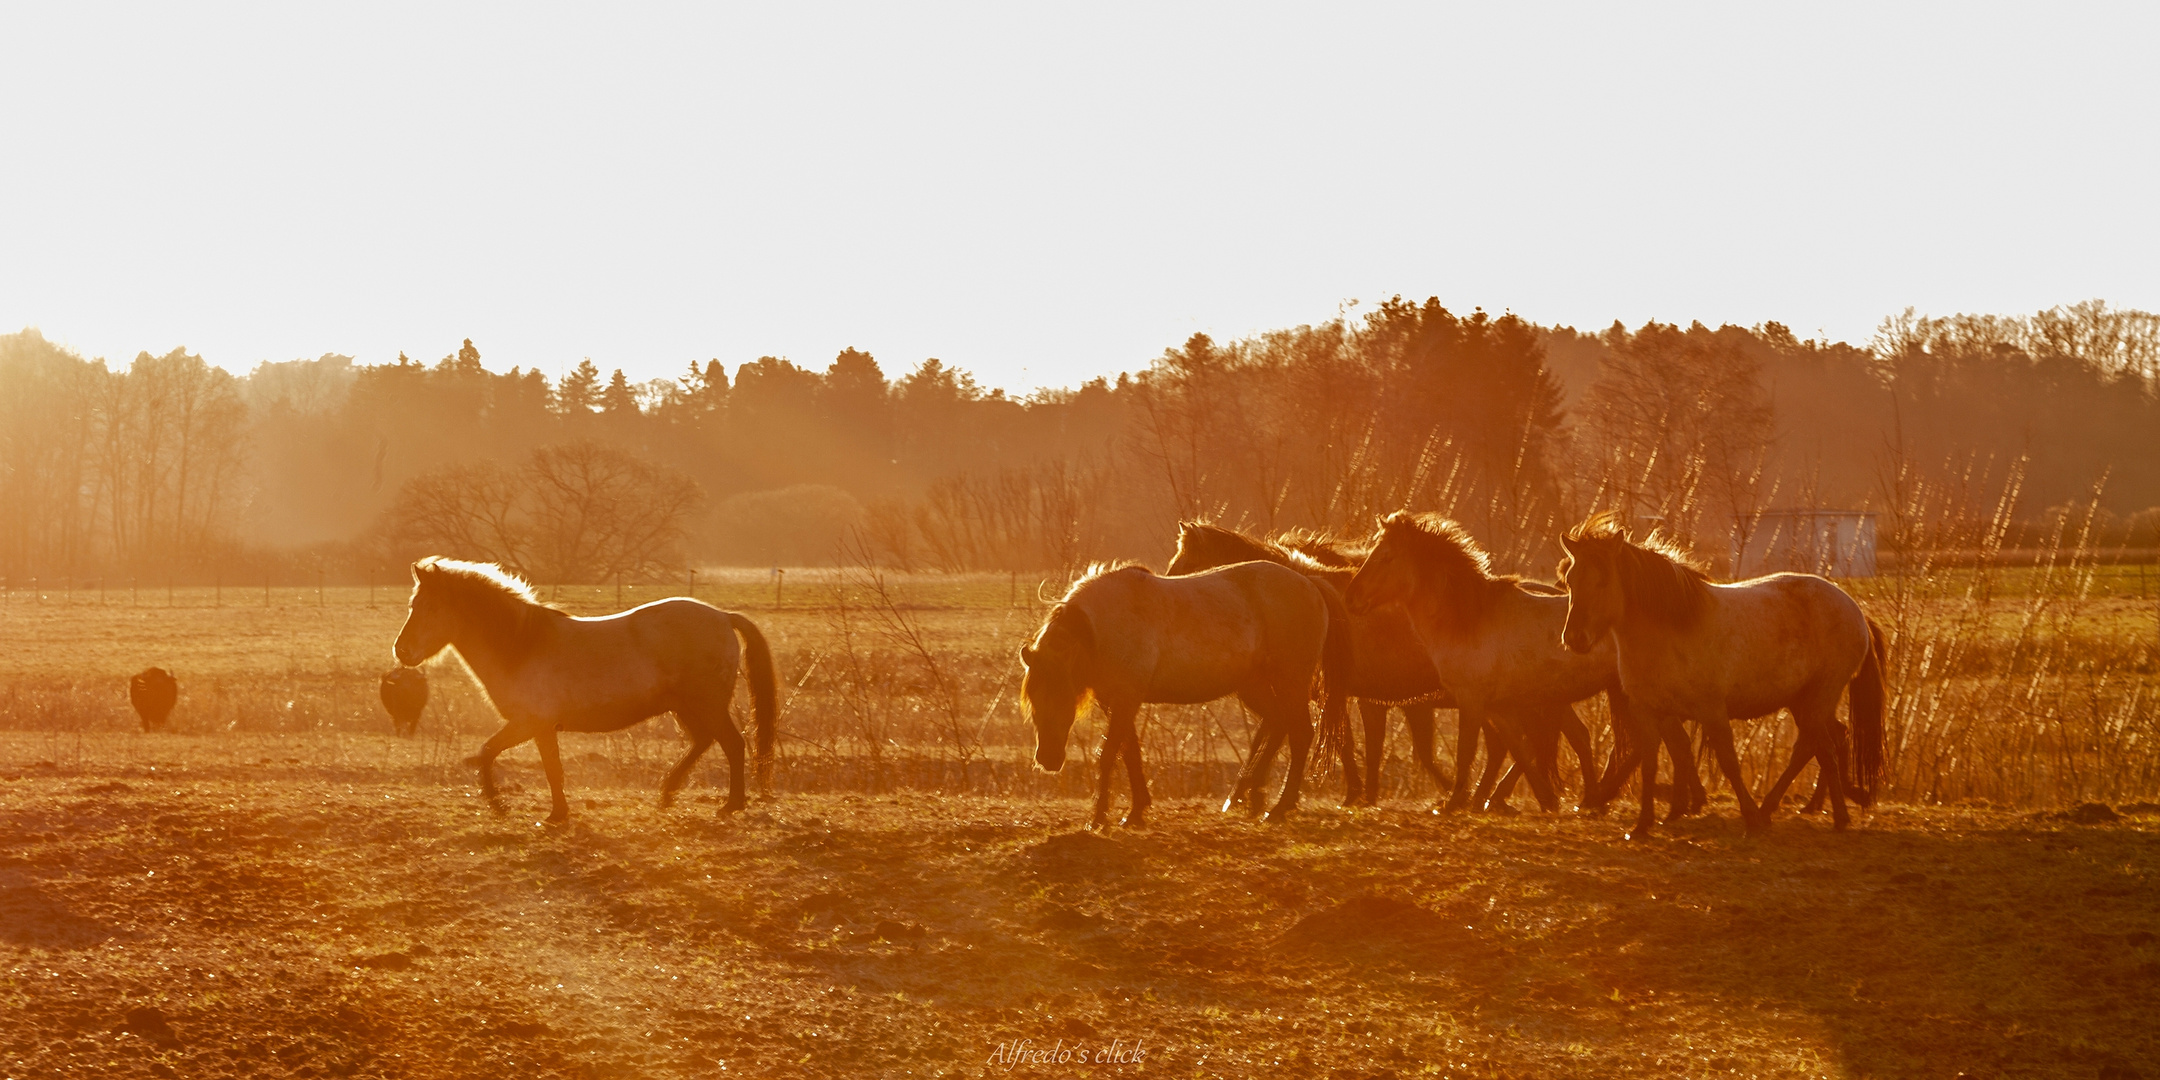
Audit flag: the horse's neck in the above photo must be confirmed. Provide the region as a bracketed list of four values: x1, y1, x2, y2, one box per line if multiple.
[1421, 570, 1502, 633]
[450, 604, 536, 686]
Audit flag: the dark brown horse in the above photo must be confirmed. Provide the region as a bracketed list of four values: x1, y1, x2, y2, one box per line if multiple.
[1558, 515, 1886, 835]
[393, 558, 778, 823]
[379, 667, 428, 736]
[1020, 560, 1351, 826]
[1167, 521, 1581, 809]
[1344, 513, 1695, 819]
[130, 667, 177, 732]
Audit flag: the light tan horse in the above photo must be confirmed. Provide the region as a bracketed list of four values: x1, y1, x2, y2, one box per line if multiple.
[1019, 560, 1350, 827]
[1557, 515, 1886, 836]
[393, 558, 778, 823]
[1342, 512, 1681, 818]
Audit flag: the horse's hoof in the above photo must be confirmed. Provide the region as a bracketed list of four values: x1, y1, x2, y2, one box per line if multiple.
[1624, 829, 1654, 842]
[1260, 808, 1295, 825]
[544, 812, 568, 826]
[1120, 811, 1148, 829]
[721, 799, 748, 815]
[1486, 802, 1521, 816]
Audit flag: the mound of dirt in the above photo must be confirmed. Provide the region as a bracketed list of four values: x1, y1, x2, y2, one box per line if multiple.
[1282, 897, 1461, 951]
[2066, 802, 2123, 824]
[1017, 831, 1141, 880]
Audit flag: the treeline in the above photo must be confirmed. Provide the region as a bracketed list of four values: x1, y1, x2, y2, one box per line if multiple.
[3, 298, 2156, 581]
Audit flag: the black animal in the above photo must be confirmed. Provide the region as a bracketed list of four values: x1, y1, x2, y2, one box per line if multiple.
[130, 667, 178, 731]
[380, 666, 429, 736]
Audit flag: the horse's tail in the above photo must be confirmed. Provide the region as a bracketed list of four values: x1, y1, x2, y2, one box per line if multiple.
[729, 611, 780, 793]
[1310, 579, 1357, 775]
[1848, 613, 1889, 807]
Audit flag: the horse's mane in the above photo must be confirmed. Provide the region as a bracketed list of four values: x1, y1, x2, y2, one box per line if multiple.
[1172, 521, 1358, 584]
[1378, 511, 1528, 630]
[1058, 560, 1150, 602]
[413, 557, 563, 656]
[1563, 513, 1712, 627]
[1276, 529, 1369, 568]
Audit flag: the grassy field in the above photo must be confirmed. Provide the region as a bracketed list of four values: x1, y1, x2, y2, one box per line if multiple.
[4, 568, 2160, 1077]
[3, 732, 2157, 1080]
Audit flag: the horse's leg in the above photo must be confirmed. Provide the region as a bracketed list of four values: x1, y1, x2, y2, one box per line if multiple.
[1360, 700, 1391, 806]
[660, 710, 718, 810]
[1490, 710, 1566, 812]
[1801, 718, 1850, 815]
[1331, 695, 1362, 808]
[1090, 715, 1122, 830]
[1626, 712, 1662, 841]
[533, 726, 572, 824]
[1697, 717, 1766, 832]
[1555, 704, 1594, 804]
[1481, 712, 1560, 812]
[1113, 705, 1151, 827]
[1759, 715, 1819, 818]
[1440, 710, 1482, 812]
[474, 722, 534, 814]
[1470, 721, 1510, 811]
[1655, 719, 1703, 822]
[1792, 702, 1852, 831]
[712, 711, 748, 813]
[1262, 692, 1314, 824]
[1225, 704, 1282, 816]
[1403, 704, 1449, 798]
[1583, 689, 1640, 814]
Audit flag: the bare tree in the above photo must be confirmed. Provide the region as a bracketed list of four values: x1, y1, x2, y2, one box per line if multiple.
[524, 441, 704, 583]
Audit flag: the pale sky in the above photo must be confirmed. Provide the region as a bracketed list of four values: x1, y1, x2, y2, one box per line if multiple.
[4, 3, 2155, 393]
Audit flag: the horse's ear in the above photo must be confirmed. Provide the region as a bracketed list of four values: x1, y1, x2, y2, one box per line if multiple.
[1018, 645, 1038, 667]
[410, 558, 433, 581]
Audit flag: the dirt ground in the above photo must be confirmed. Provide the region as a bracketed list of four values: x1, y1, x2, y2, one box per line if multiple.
[2, 735, 2158, 1080]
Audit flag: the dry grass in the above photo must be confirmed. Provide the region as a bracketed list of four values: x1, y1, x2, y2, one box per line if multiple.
[4, 569, 2159, 1078]
[2, 733, 2157, 1079]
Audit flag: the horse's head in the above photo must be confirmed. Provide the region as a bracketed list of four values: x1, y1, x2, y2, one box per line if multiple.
[393, 559, 456, 666]
[1557, 526, 1624, 653]
[1343, 514, 1420, 615]
[1018, 607, 1095, 773]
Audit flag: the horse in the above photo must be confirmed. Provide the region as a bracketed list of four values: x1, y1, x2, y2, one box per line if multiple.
[1556, 514, 1886, 835]
[1342, 512, 1688, 819]
[1166, 521, 1580, 809]
[391, 557, 779, 823]
[1019, 559, 1351, 827]
[129, 667, 177, 732]
[379, 666, 428, 736]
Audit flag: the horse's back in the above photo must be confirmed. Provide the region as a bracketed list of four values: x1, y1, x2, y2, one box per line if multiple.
[529, 598, 745, 722]
[1073, 562, 1327, 704]
[1700, 572, 1871, 713]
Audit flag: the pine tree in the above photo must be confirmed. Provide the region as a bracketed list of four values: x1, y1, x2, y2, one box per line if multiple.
[557, 358, 601, 414]
[601, 368, 638, 416]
